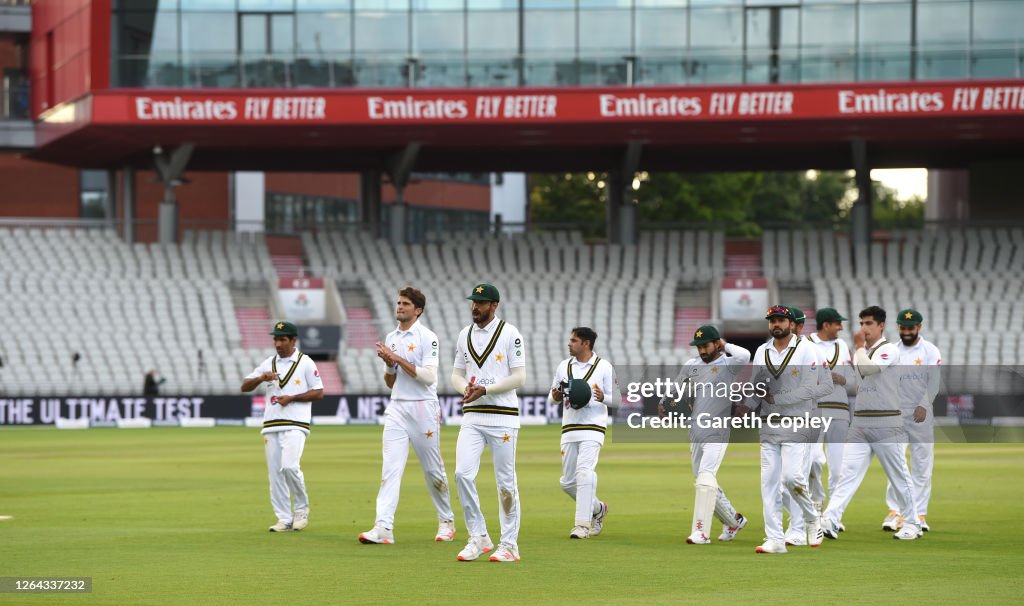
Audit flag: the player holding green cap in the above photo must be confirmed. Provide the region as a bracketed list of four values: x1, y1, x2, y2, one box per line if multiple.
[549, 327, 617, 540]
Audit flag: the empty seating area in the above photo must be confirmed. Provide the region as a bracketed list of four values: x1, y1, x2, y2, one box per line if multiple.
[0, 227, 278, 396]
[305, 230, 724, 394]
[794, 227, 1024, 371]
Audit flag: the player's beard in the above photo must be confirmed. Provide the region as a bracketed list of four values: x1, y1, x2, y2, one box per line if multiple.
[770, 326, 791, 340]
[900, 332, 919, 346]
[699, 345, 723, 364]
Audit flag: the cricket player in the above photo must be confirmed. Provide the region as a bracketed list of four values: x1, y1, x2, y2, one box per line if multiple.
[806, 308, 857, 530]
[549, 327, 617, 540]
[451, 283, 526, 563]
[782, 307, 836, 545]
[660, 325, 751, 544]
[821, 306, 922, 540]
[358, 287, 455, 545]
[882, 308, 941, 532]
[745, 306, 825, 554]
[241, 321, 324, 532]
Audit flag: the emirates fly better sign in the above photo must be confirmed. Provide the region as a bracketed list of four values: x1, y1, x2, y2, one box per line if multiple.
[94, 81, 1024, 125]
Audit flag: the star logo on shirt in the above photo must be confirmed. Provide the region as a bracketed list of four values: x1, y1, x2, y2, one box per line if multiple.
[502, 433, 511, 443]
[426, 430, 434, 438]
[295, 379, 301, 385]
[407, 343, 416, 352]
[791, 368, 800, 377]
[905, 312, 914, 320]
[495, 353, 504, 362]
[915, 358, 922, 365]
[711, 367, 719, 374]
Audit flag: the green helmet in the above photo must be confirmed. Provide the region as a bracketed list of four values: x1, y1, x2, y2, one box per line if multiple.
[567, 378, 593, 410]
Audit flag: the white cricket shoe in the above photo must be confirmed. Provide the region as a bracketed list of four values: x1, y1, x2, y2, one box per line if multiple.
[358, 525, 394, 545]
[268, 520, 293, 532]
[489, 543, 521, 562]
[435, 520, 455, 542]
[836, 521, 846, 533]
[570, 525, 591, 539]
[686, 532, 710, 545]
[822, 518, 840, 540]
[893, 524, 923, 540]
[590, 501, 608, 536]
[917, 515, 930, 532]
[292, 510, 308, 531]
[755, 539, 788, 554]
[457, 535, 493, 561]
[807, 518, 824, 547]
[784, 529, 806, 546]
[718, 513, 747, 542]
[882, 510, 903, 531]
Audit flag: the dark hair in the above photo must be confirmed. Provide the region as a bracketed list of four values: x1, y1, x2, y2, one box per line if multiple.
[399, 287, 426, 313]
[859, 306, 886, 324]
[572, 326, 598, 349]
[816, 319, 825, 330]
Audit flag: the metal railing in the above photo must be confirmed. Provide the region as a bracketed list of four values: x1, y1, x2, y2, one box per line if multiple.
[113, 43, 1024, 89]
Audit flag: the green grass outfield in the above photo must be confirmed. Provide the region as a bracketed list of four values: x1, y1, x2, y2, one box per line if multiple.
[1, 425, 1023, 605]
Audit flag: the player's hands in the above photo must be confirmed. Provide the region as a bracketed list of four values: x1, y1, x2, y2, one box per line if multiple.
[852, 329, 866, 350]
[831, 371, 847, 386]
[732, 403, 752, 416]
[657, 401, 667, 417]
[913, 406, 927, 423]
[763, 393, 775, 406]
[462, 384, 487, 404]
[276, 395, 291, 407]
[550, 387, 563, 402]
[375, 342, 394, 365]
[592, 383, 604, 402]
[260, 371, 278, 382]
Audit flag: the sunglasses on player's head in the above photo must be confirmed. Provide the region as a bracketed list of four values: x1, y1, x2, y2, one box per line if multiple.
[765, 305, 791, 319]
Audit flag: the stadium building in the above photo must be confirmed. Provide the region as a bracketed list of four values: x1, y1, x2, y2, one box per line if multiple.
[0, 0, 1022, 423]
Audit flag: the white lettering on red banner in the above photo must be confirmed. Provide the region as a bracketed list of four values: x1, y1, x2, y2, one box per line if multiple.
[106, 81, 1024, 127]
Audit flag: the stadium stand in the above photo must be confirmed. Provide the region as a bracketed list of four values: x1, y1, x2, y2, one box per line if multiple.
[0, 227, 277, 396]
[2, 225, 1018, 397]
[305, 229, 724, 394]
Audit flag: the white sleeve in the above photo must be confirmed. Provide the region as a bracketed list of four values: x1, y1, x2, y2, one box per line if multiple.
[507, 327, 526, 369]
[422, 330, 439, 368]
[246, 357, 272, 380]
[486, 366, 525, 395]
[453, 330, 466, 370]
[451, 367, 468, 394]
[414, 365, 437, 386]
[723, 343, 751, 366]
[601, 363, 620, 409]
[306, 358, 324, 391]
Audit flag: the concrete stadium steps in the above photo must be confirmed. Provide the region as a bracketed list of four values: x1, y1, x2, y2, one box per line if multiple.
[236, 307, 271, 350]
[270, 255, 305, 279]
[674, 307, 711, 347]
[345, 308, 380, 349]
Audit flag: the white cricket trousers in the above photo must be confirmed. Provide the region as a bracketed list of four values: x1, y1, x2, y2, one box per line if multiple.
[690, 441, 739, 525]
[885, 427, 934, 516]
[455, 423, 520, 547]
[264, 429, 308, 524]
[760, 433, 818, 543]
[375, 399, 454, 529]
[823, 426, 918, 528]
[820, 415, 850, 501]
[560, 440, 603, 526]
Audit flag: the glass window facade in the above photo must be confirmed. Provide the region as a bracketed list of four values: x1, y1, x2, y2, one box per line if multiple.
[110, 1, 1024, 89]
